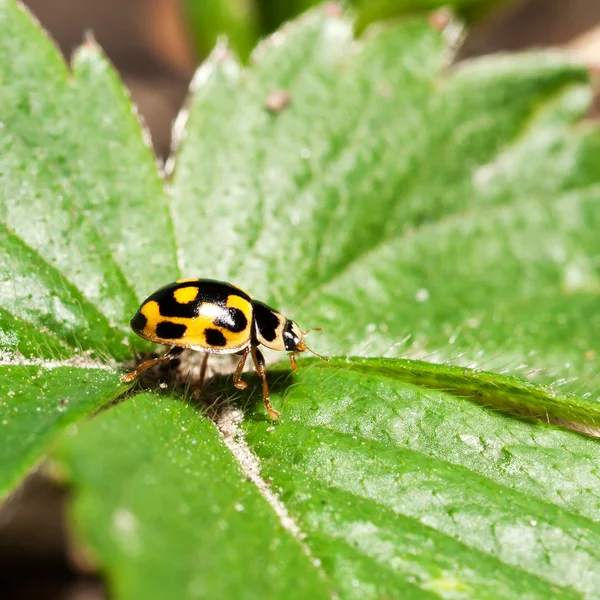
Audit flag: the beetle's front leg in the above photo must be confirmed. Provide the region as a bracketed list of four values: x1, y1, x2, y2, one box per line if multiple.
[289, 352, 298, 372]
[251, 344, 280, 419]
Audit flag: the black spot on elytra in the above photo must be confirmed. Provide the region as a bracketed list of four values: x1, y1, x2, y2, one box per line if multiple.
[151, 283, 199, 318]
[143, 279, 252, 319]
[253, 300, 282, 342]
[214, 307, 248, 333]
[156, 321, 187, 339]
[130, 310, 147, 332]
[205, 328, 227, 347]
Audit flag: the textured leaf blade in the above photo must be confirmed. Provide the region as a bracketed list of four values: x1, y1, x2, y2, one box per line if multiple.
[301, 186, 600, 393]
[239, 359, 600, 598]
[55, 394, 331, 600]
[0, 365, 122, 499]
[0, 223, 126, 359]
[0, 0, 178, 359]
[171, 13, 447, 302]
[170, 10, 599, 402]
[2, 2, 600, 598]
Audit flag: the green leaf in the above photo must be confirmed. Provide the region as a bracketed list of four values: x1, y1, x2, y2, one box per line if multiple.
[56, 393, 330, 600]
[0, 0, 178, 361]
[183, 0, 260, 61]
[3, 1, 600, 598]
[254, 0, 325, 34]
[240, 359, 600, 598]
[0, 0, 174, 511]
[171, 9, 598, 395]
[0, 365, 122, 498]
[182, 0, 511, 62]
[352, 0, 513, 30]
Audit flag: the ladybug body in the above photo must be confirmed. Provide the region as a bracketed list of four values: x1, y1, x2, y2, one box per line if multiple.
[129, 279, 254, 353]
[121, 278, 326, 419]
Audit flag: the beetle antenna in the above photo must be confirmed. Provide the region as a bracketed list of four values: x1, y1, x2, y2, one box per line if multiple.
[305, 345, 329, 362]
[301, 327, 323, 336]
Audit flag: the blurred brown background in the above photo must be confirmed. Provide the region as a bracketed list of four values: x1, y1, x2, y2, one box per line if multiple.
[2, 0, 600, 598]
[17, 0, 600, 159]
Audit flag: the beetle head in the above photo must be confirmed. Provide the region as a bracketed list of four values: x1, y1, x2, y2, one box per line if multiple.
[285, 321, 328, 366]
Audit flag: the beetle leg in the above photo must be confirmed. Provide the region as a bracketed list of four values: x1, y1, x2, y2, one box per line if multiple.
[233, 346, 250, 390]
[120, 347, 184, 383]
[198, 352, 209, 389]
[289, 352, 298, 372]
[251, 345, 280, 419]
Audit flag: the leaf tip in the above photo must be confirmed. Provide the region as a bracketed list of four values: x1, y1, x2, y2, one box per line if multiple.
[70, 29, 109, 72]
[190, 37, 241, 93]
[250, 3, 354, 66]
[166, 39, 241, 178]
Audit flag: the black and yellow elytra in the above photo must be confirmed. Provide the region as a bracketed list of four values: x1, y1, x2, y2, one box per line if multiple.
[121, 278, 327, 419]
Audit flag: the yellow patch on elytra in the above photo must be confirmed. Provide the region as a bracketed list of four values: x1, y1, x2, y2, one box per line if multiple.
[184, 309, 222, 343]
[140, 301, 161, 332]
[227, 294, 253, 320]
[183, 301, 250, 348]
[176, 278, 199, 284]
[140, 295, 254, 350]
[223, 295, 253, 347]
[174, 286, 198, 304]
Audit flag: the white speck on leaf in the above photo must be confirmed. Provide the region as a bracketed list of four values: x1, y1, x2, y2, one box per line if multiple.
[562, 261, 600, 294]
[113, 507, 137, 534]
[0, 329, 18, 349]
[112, 508, 140, 556]
[459, 434, 484, 452]
[415, 288, 429, 302]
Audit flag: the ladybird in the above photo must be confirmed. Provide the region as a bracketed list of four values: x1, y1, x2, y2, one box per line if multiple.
[121, 278, 327, 419]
